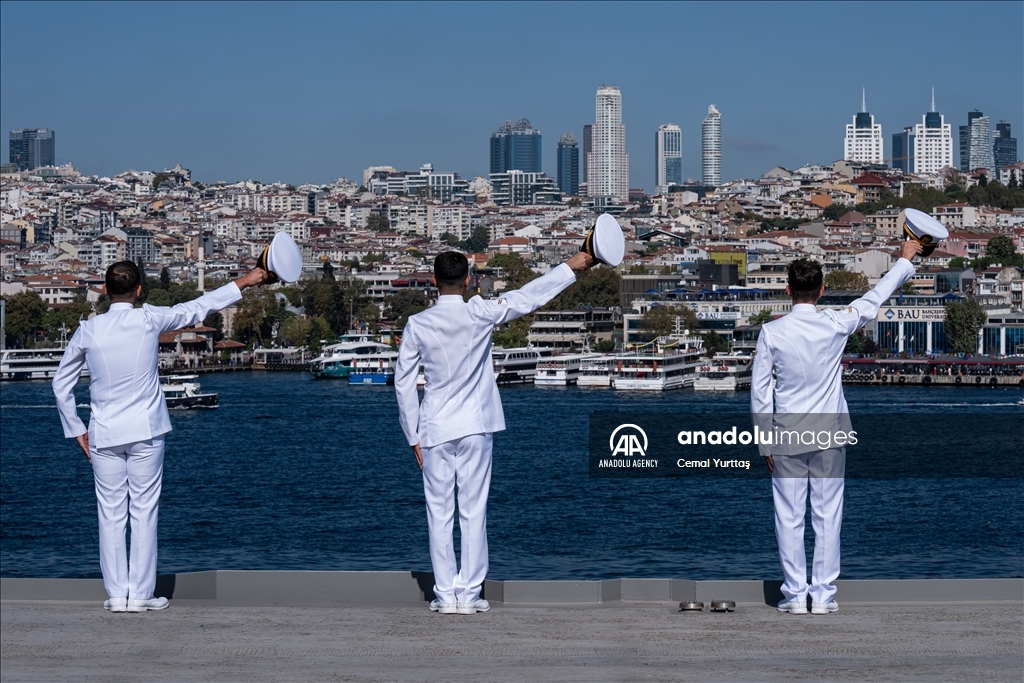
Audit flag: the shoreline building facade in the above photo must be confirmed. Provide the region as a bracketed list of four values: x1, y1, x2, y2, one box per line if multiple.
[702, 105, 722, 186]
[556, 133, 579, 196]
[993, 122, 1017, 174]
[655, 124, 682, 194]
[587, 86, 629, 203]
[490, 119, 542, 174]
[9, 129, 55, 171]
[843, 91, 884, 164]
[959, 110, 993, 175]
[891, 92, 953, 175]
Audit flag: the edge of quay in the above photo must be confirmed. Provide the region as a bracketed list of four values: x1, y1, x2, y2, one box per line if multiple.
[2, 572, 1021, 606]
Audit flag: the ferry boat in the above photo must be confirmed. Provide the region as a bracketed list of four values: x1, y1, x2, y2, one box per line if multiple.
[348, 352, 399, 385]
[309, 335, 392, 379]
[534, 353, 603, 387]
[611, 336, 704, 391]
[491, 347, 553, 384]
[577, 355, 614, 388]
[160, 375, 218, 408]
[693, 352, 753, 391]
[0, 348, 90, 381]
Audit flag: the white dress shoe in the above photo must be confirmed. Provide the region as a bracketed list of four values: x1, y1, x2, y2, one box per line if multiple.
[456, 599, 490, 615]
[777, 597, 808, 614]
[811, 600, 839, 615]
[127, 597, 169, 612]
[103, 598, 127, 612]
[429, 599, 457, 614]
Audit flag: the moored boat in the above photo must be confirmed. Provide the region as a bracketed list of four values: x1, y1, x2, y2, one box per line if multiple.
[611, 336, 704, 391]
[1, 348, 90, 382]
[309, 335, 392, 379]
[534, 353, 602, 387]
[160, 375, 218, 408]
[491, 347, 552, 385]
[348, 352, 399, 385]
[693, 352, 753, 391]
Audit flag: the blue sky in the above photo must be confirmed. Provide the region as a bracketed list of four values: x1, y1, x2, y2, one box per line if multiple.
[1, 1, 1021, 189]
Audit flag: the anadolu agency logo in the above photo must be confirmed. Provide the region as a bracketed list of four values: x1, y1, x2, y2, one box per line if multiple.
[598, 424, 659, 469]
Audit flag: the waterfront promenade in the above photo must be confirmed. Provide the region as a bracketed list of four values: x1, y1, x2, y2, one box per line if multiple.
[2, 600, 1021, 682]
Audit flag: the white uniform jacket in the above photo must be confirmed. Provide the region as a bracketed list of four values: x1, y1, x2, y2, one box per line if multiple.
[395, 263, 576, 448]
[52, 283, 242, 448]
[750, 258, 915, 455]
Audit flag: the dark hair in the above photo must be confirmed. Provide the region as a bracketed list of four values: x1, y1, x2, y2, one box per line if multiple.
[106, 261, 142, 297]
[787, 259, 823, 302]
[434, 251, 469, 288]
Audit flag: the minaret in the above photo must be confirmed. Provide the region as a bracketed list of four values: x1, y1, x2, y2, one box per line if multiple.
[197, 234, 205, 292]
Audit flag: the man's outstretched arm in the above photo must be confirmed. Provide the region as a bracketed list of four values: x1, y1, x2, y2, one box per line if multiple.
[834, 241, 922, 335]
[480, 252, 594, 326]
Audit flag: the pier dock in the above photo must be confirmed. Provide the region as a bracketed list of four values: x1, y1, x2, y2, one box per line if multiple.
[2, 573, 1021, 682]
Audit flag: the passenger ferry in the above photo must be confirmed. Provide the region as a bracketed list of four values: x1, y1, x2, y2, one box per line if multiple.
[577, 355, 614, 388]
[534, 353, 603, 387]
[491, 347, 553, 384]
[348, 352, 399, 385]
[611, 336, 704, 391]
[0, 348, 89, 381]
[160, 375, 218, 408]
[310, 335, 392, 379]
[693, 352, 753, 391]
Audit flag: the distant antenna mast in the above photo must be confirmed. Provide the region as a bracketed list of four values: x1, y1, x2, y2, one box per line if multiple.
[861, 87, 866, 113]
[930, 87, 936, 113]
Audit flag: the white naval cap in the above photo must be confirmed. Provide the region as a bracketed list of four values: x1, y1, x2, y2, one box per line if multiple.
[257, 232, 303, 284]
[581, 213, 625, 266]
[903, 208, 949, 257]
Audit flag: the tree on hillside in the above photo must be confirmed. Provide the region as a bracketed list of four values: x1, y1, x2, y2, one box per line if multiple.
[823, 270, 869, 291]
[982, 234, 1024, 267]
[386, 290, 428, 329]
[944, 298, 987, 354]
[487, 253, 537, 290]
[366, 213, 390, 232]
[464, 226, 489, 253]
[232, 288, 278, 346]
[159, 267, 171, 290]
[544, 267, 621, 310]
[640, 305, 699, 339]
[749, 308, 774, 325]
[822, 204, 851, 221]
[702, 330, 729, 356]
[3, 291, 47, 347]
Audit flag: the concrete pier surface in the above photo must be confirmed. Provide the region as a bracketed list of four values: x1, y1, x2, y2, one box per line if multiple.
[2, 600, 1022, 682]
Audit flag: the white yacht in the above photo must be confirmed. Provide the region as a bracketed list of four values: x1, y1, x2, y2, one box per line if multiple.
[348, 352, 399, 385]
[1, 348, 89, 381]
[577, 355, 614, 388]
[309, 335, 392, 379]
[693, 352, 753, 391]
[491, 347, 553, 385]
[611, 336, 704, 391]
[534, 353, 602, 387]
[160, 375, 218, 408]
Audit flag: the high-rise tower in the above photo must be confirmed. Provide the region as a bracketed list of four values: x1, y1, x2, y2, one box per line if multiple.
[586, 86, 629, 202]
[489, 119, 542, 174]
[701, 105, 721, 186]
[892, 90, 953, 175]
[9, 129, 55, 171]
[994, 122, 1017, 173]
[655, 124, 682, 194]
[958, 110, 993, 175]
[556, 133, 579, 196]
[843, 89, 884, 164]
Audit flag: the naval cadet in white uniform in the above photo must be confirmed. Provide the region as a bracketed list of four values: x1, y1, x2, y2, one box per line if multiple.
[751, 239, 921, 615]
[52, 260, 268, 613]
[395, 250, 595, 614]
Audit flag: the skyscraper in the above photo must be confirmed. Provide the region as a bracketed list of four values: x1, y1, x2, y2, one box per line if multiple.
[843, 90, 883, 164]
[892, 91, 953, 175]
[581, 124, 592, 185]
[655, 124, 682, 194]
[489, 119, 542, 174]
[587, 86, 629, 202]
[701, 105, 721, 186]
[9, 128, 55, 171]
[994, 122, 1018, 173]
[959, 110, 993, 174]
[556, 132, 579, 196]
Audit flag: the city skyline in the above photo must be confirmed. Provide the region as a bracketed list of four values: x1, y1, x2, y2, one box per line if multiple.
[1, 2, 1021, 189]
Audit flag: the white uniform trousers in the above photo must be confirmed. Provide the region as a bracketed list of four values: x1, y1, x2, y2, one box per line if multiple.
[90, 437, 165, 600]
[771, 448, 845, 605]
[421, 433, 492, 605]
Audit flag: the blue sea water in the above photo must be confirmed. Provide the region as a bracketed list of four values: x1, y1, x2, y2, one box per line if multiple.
[1, 373, 1021, 580]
